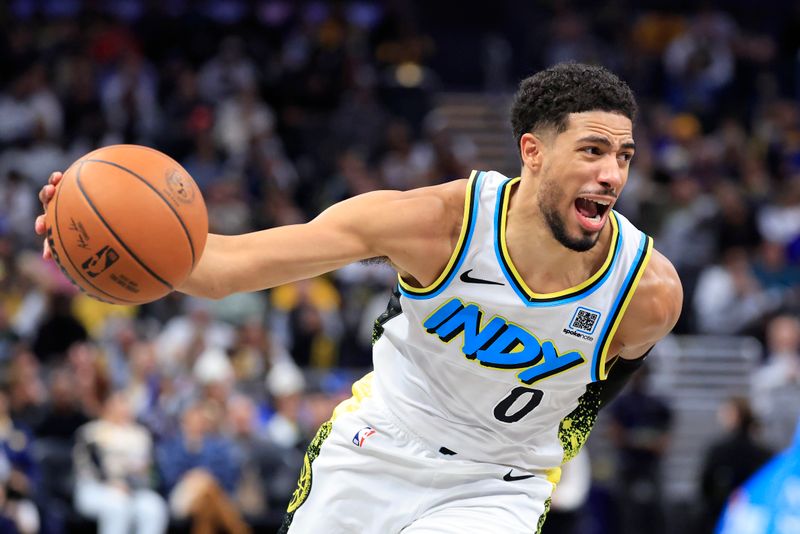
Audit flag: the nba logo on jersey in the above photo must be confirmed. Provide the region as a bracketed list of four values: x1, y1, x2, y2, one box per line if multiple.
[352, 426, 376, 447]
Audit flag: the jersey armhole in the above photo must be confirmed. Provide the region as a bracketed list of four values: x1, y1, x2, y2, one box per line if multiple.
[397, 170, 484, 300]
[590, 233, 654, 381]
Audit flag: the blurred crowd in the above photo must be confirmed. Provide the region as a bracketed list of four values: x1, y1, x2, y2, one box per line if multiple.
[0, 1, 799, 533]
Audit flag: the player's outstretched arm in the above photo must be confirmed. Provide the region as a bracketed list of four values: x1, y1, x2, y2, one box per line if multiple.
[35, 171, 462, 301]
[614, 249, 683, 360]
[177, 185, 458, 299]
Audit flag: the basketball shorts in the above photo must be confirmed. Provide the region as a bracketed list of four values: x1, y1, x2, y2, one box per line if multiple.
[279, 393, 554, 533]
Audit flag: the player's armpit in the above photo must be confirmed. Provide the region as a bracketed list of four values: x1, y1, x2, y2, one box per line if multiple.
[178, 185, 458, 299]
[614, 249, 683, 360]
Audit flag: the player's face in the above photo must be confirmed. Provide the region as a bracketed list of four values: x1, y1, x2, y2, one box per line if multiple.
[538, 111, 634, 252]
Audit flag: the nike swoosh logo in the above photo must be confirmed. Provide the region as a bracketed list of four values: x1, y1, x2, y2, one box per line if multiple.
[503, 470, 535, 482]
[460, 269, 504, 286]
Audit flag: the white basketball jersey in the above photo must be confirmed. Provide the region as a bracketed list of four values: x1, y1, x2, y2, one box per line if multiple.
[369, 170, 653, 474]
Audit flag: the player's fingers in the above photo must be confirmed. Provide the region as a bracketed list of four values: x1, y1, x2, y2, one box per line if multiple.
[34, 215, 45, 235]
[48, 171, 62, 186]
[38, 184, 55, 208]
[42, 238, 52, 260]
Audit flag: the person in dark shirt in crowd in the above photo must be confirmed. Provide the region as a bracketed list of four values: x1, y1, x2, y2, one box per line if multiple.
[33, 367, 89, 441]
[609, 366, 673, 534]
[696, 397, 773, 533]
[31, 293, 87, 364]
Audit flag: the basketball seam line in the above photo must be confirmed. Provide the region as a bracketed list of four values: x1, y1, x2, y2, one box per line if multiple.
[83, 157, 197, 267]
[53, 167, 138, 304]
[75, 164, 174, 291]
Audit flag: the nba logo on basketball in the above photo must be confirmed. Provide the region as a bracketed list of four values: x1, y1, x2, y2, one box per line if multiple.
[352, 427, 376, 447]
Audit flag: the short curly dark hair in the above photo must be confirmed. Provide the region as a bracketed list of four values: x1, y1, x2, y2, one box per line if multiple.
[510, 62, 637, 148]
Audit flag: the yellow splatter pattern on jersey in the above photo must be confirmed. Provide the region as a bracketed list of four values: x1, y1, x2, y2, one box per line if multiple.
[281, 421, 333, 530]
[558, 382, 602, 462]
[536, 496, 552, 534]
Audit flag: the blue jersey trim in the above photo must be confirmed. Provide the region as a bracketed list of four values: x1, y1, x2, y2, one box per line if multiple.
[399, 171, 485, 300]
[493, 179, 623, 308]
[590, 231, 651, 382]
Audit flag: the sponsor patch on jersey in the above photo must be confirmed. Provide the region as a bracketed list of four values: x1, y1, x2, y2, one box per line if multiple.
[352, 426, 376, 447]
[562, 307, 601, 342]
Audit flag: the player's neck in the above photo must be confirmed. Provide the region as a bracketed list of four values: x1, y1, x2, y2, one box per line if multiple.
[504, 178, 612, 293]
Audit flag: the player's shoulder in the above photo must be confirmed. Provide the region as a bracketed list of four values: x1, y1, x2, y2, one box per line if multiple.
[396, 178, 469, 212]
[375, 178, 470, 231]
[628, 248, 683, 335]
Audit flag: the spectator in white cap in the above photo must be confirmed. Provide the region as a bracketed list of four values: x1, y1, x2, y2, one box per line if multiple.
[264, 362, 305, 450]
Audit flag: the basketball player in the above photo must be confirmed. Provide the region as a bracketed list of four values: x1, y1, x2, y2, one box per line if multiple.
[35, 63, 682, 533]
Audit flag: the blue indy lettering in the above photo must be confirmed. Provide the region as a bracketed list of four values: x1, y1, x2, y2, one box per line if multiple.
[423, 297, 586, 384]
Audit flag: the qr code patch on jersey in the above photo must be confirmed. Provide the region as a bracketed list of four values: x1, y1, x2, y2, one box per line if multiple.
[570, 307, 600, 334]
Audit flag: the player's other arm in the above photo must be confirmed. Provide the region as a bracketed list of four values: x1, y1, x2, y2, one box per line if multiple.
[178, 186, 457, 299]
[614, 249, 683, 360]
[597, 250, 682, 408]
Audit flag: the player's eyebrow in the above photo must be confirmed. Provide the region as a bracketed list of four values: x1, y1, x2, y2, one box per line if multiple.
[576, 135, 636, 151]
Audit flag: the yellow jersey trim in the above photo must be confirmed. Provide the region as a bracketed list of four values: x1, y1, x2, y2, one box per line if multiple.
[398, 170, 481, 297]
[497, 177, 621, 303]
[595, 235, 653, 380]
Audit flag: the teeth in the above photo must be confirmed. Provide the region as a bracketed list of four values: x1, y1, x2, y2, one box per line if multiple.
[579, 197, 610, 206]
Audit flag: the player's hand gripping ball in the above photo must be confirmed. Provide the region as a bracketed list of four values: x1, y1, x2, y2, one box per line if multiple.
[44, 145, 207, 305]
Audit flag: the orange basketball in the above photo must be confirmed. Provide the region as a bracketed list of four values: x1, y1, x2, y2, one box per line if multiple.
[45, 144, 208, 305]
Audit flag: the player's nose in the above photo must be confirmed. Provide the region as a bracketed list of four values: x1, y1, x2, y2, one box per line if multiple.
[596, 155, 623, 193]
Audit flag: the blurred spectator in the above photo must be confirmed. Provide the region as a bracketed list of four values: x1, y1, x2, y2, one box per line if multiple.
[31, 293, 87, 364]
[693, 247, 783, 335]
[228, 320, 292, 394]
[0, 170, 35, 246]
[663, 8, 736, 118]
[155, 297, 235, 376]
[751, 240, 800, 293]
[0, 389, 39, 534]
[197, 37, 258, 104]
[264, 361, 306, 450]
[66, 341, 112, 418]
[206, 180, 253, 235]
[226, 395, 302, 517]
[100, 51, 160, 145]
[59, 54, 106, 152]
[123, 341, 160, 420]
[156, 402, 249, 534]
[6, 349, 46, 430]
[0, 305, 19, 363]
[379, 119, 429, 190]
[33, 367, 89, 442]
[213, 85, 276, 163]
[609, 367, 672, 534]
[752, 315, 800, 450]
[697, 397, 773, 534]
[73, 392, 168, 534]
[270, 278, 342, 368]
[193, 346, 236, 407]
[181, 131, 227, 195]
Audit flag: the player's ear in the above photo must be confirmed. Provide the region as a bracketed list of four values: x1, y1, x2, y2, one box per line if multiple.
[520, 133, 545, 172]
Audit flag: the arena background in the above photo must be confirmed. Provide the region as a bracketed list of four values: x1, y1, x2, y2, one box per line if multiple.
[0, 1, 799, 533]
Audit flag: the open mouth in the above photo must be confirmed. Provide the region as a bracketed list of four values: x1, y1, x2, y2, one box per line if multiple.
[574, 197, 611, 231]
